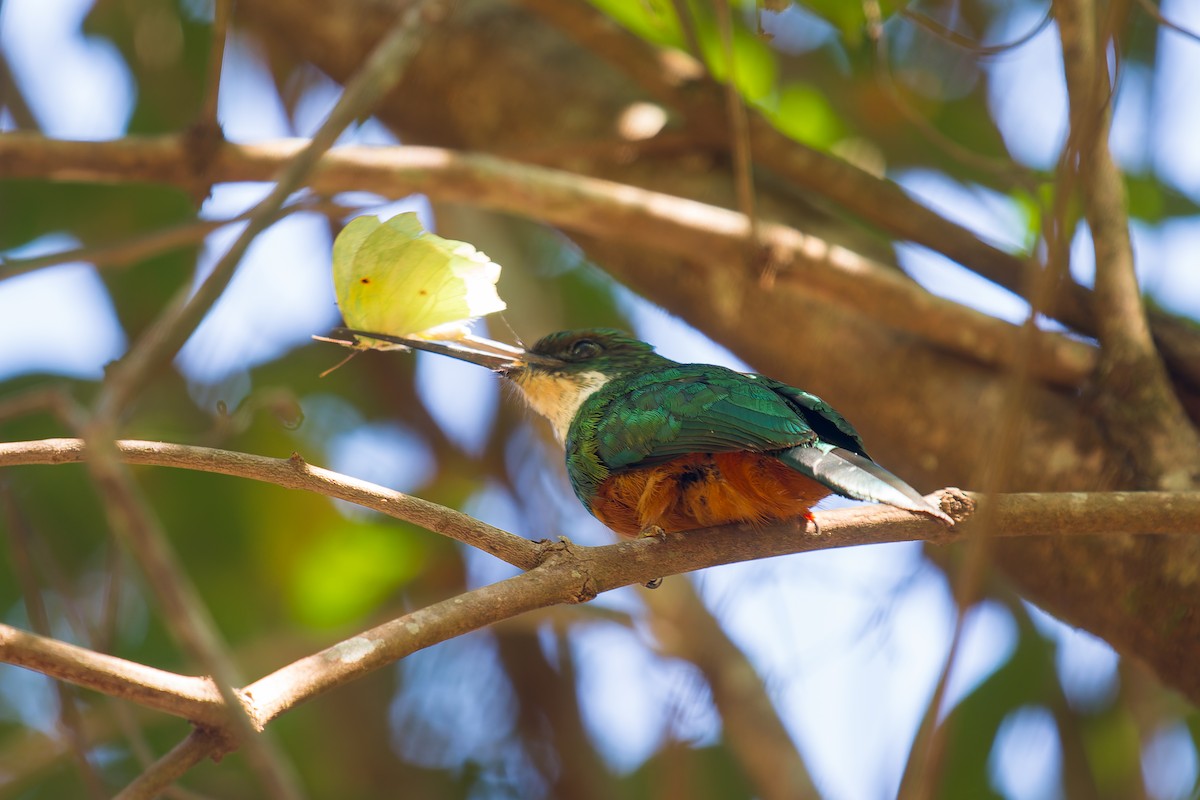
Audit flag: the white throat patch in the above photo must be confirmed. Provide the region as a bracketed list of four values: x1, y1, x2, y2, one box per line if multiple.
[512, 369, 610, 443]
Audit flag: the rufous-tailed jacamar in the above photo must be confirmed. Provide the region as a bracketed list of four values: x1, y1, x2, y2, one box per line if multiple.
[342, 328, 952, 534]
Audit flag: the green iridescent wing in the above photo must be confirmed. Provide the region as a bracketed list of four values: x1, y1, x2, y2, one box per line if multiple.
[587, 365, 820, 469]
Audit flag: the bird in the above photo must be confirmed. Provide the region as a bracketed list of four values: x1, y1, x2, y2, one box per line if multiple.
[338, 327, 953, 537]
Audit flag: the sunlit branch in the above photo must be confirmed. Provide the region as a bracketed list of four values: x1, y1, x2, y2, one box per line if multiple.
[898, 5, 1054, 57]
[4, 438, 1200, 782]
[0, 623, 227, 726]
[0, 133, 1097, 388]
[519, 0, 1038, 323]
[0, 438, 542, 569]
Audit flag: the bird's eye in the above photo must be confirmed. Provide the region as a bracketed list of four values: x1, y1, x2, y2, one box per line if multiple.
[570, 339, 602, 359]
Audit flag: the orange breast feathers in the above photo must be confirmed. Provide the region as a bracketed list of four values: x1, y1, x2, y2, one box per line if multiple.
[588, 452, 831, 538]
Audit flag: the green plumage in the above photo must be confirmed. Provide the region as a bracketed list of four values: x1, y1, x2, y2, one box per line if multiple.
[564, 363, 870, 508]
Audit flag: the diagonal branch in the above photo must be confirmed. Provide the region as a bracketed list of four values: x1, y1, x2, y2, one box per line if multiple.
[0, 623, 227, 726]
[0, 438, 540, 569]
[93, 0, 448, 423]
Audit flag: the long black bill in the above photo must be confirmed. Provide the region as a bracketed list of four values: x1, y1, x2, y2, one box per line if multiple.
[328, 327, 561, 372]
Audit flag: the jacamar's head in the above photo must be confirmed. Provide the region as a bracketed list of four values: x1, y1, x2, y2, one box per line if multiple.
[338, 327, 672, 440]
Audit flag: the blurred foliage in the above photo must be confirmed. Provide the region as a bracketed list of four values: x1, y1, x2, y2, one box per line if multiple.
[1, 0, 1199, 798]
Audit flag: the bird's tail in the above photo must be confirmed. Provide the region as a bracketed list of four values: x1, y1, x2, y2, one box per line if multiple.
[778, 443, 953, 525]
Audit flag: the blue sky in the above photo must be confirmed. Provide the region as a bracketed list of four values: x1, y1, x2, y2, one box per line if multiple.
[2, 1, 1199, 798]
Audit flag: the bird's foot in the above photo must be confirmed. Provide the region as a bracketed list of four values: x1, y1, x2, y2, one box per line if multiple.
[638, 525, 667, 588]
[637, 524, 667, 539]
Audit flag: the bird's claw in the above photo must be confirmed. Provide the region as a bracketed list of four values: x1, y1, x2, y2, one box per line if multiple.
[637, 524, 667, 539]
[637, 525, 667, 587]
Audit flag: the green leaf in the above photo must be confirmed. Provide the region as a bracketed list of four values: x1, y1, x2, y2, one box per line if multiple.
[287, 520, 428, 628]
[770, 82, 844, 147]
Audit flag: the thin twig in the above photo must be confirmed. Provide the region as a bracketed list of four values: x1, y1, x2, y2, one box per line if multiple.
[0, 438, 540, 569]
[113, 728, 228, 800]
[669, 0, 704, 61]
[899, 5, 1054, 57]
[0, 47, 39, 130]
[714, 0, 760, 249]
[866, 0, 1042, 193]
[0, 199, 345, 282]
[900, 54, 1080, 789]
[1, 218, 225, 281]
[1134, 0, 1200, 44]
[196, 0, 232, 133]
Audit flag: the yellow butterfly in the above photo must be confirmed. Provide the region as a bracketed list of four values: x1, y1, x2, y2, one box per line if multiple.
[332, 213, 506, 347]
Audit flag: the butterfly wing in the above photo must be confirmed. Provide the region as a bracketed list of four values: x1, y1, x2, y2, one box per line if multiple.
[333, 213, 506, 344]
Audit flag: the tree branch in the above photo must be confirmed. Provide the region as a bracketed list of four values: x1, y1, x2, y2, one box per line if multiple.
[0, 438, 540, 570]
[0, 133, 1097, 388]
[0, 624, 227, 726]
[5, 485, 1200, 728]
[113, 728, 228, 800]
[1055, 0, 1200, 489]
[5, 435, 1200, 790]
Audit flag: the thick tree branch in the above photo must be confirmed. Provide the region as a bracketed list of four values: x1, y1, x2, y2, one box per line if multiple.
[518, 0, 1200, 408]
[519, 0, 1036, 305]
[1055, 0, 1200, 489]
[0, 133, 1096, 388]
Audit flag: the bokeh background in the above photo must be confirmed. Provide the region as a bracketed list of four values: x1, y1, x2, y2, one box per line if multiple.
[2, 1, 1199, 798]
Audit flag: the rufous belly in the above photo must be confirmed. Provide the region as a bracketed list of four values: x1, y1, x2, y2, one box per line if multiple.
[588, 452, 830, 537]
